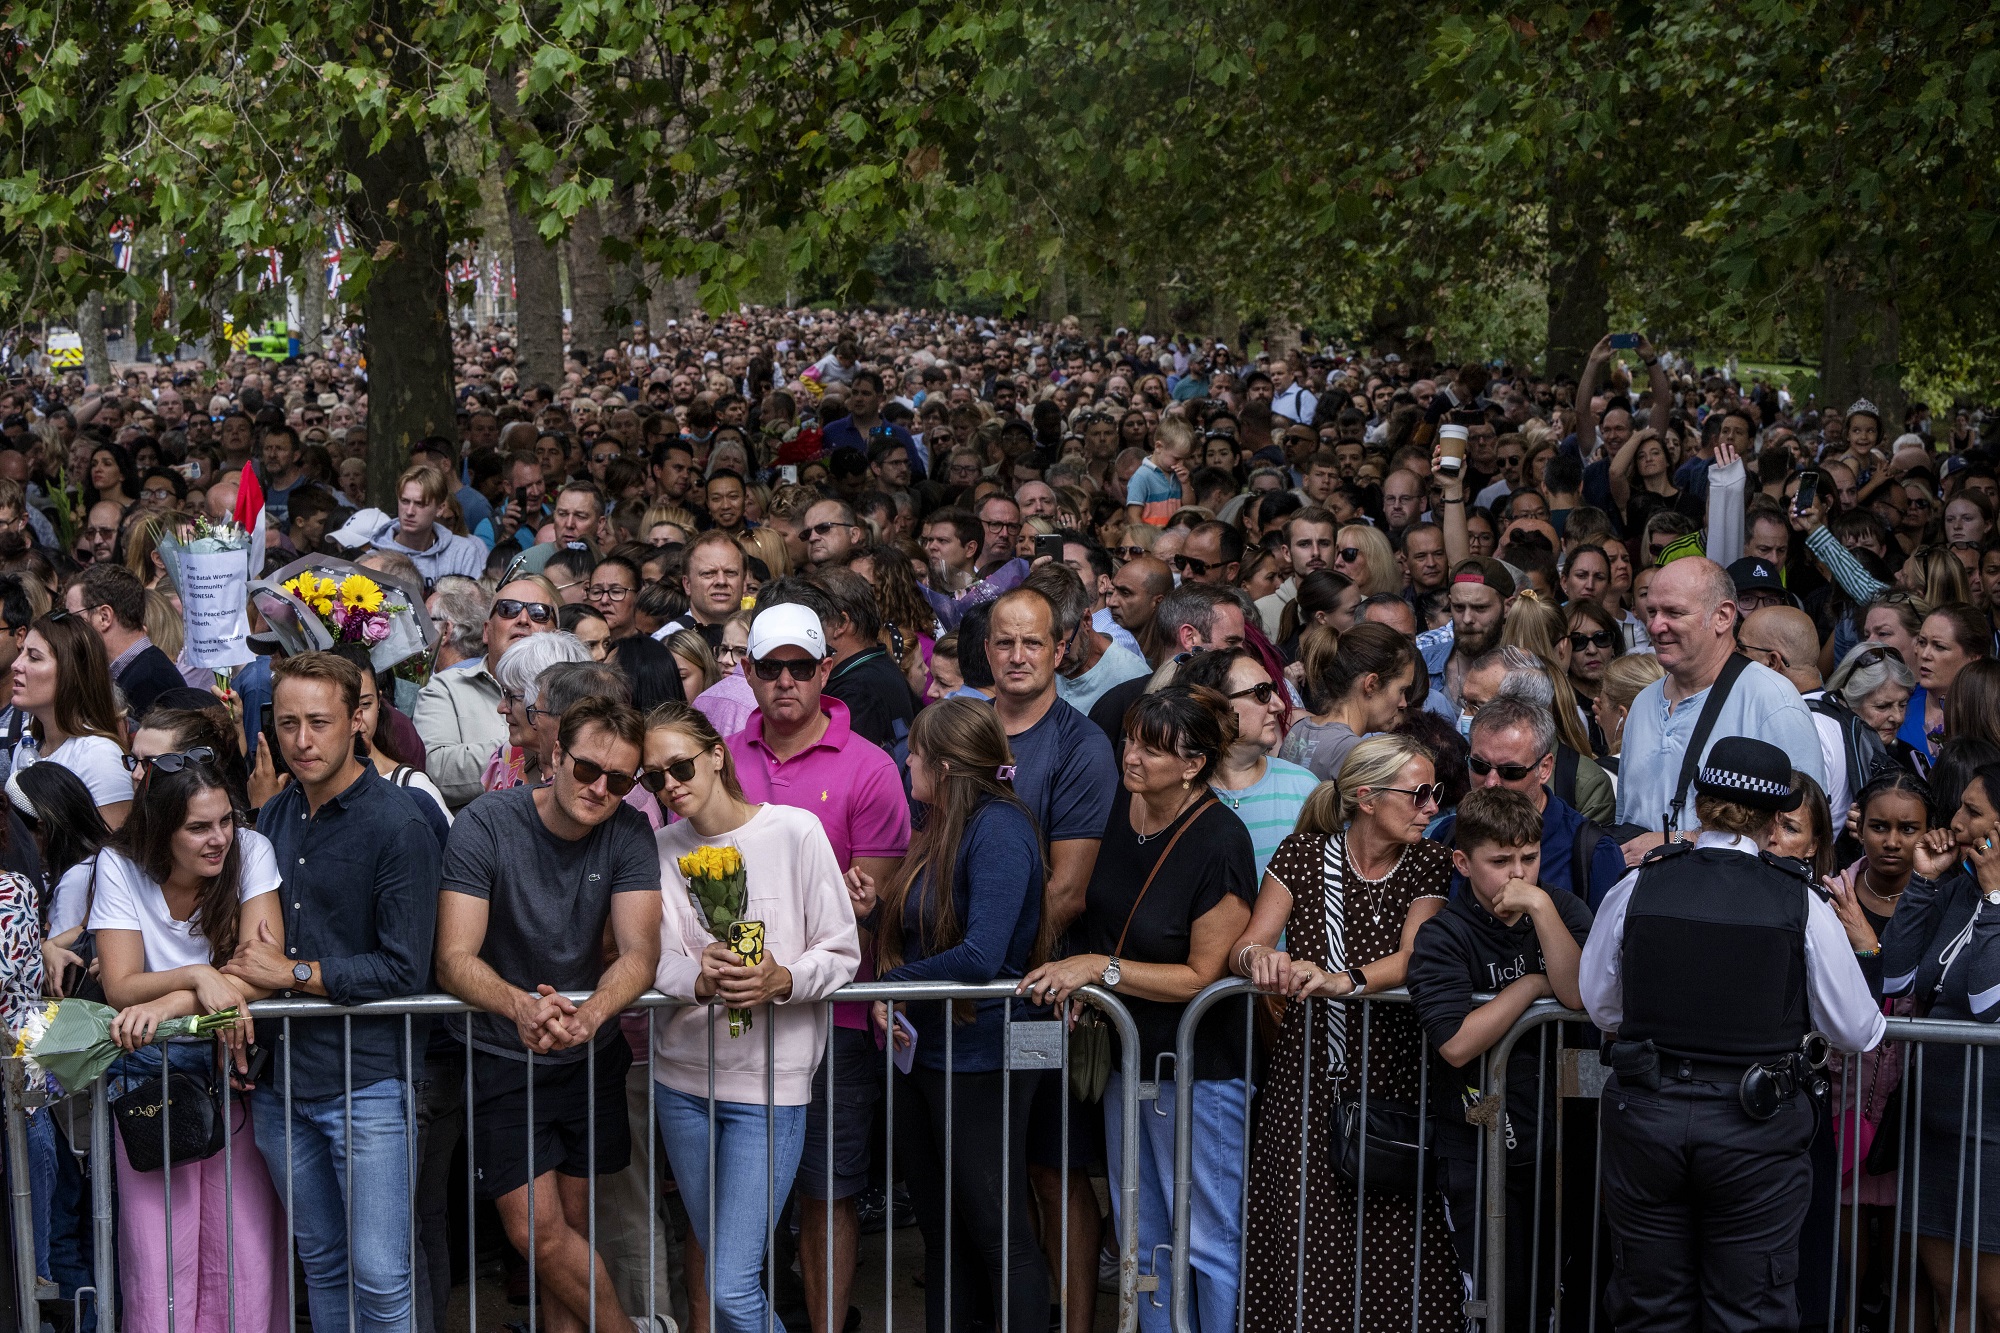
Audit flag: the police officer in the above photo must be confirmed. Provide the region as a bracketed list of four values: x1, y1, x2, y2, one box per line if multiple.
[1579, 736, 1884, 1331]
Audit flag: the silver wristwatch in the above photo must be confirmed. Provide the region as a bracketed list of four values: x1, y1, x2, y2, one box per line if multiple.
[1101, 956, 1121, 987]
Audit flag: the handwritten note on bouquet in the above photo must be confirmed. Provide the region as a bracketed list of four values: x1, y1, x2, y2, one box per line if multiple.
[181, 550, 252, 668]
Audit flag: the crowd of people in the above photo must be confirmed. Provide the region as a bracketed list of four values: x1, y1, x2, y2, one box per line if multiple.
[0, 307, 1996, 1333]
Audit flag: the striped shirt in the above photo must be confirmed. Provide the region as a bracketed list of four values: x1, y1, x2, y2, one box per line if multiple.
[1211, 757, 1321, 878]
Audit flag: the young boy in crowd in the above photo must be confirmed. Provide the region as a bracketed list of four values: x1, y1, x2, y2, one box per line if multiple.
[1407, 786, 1592, 1331]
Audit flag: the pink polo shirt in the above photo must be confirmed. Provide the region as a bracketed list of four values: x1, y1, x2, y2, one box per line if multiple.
[728, 697, 911, 1030]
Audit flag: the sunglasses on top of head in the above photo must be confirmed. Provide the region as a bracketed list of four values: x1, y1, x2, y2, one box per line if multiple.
[124, 747, 217, 775]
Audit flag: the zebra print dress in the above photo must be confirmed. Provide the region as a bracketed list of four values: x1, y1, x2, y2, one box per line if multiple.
[1240, 831, 1459, 1333]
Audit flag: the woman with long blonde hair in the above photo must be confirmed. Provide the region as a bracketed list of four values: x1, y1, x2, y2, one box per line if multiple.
[1501, 592, 1598, 757]
[1229, 734, 1456, 1332]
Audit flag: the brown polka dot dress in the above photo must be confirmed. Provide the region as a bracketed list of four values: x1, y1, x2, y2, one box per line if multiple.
[1241, 832, 1461, 1333]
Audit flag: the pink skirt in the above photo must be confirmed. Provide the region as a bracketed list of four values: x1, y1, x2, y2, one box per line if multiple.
[114, 1099, 292, 1333]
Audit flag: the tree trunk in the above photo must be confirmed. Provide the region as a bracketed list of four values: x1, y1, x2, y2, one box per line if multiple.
[487, 68, 566, 389]
[1820, 266, 1902, 428]
[75, 293, 111, 387]
[297, 254, 326, 358]
[565, 203, 617, 362]
[343, 118, 456, 507]
[1544, 157, 1608, 383]
[1041, 263, 1068, 325]
[603, 184, 643, 331]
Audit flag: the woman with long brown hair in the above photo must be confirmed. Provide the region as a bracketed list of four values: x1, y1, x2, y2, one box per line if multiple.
[851, 541, 940, 697]
[95, 749, 289, 1333]
[875, 698, 1049, 1333]
[11, 611, 132, 825]
[1501, 592, 1598, 756]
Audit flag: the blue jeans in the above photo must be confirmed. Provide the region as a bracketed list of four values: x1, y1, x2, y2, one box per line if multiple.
[655, 1085, 806, 1333]
[253, 1079, 415, 1333]
[1104, 1074, 1250, 1333]
[19, 1104, 54, 1278]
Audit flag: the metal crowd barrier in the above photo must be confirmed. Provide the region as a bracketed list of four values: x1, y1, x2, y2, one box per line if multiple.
[1163, 985, 2000, 1333]
[0, 981, 1143, 1333]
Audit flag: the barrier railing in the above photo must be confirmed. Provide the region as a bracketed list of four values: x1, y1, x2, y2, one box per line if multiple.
[1162, 986, 2000, 1333]
[0, 981, 1145, 1333]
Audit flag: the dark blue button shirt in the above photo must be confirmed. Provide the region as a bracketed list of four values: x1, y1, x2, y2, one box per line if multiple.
[257, 764, 442, 1100]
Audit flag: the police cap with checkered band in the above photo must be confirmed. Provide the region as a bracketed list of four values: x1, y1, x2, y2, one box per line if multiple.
[1694, 736, 1802, 812]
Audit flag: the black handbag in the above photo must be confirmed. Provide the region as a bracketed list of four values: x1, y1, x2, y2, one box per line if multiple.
[1333, 1095, 1429, 1194]
[111, 1069, 227, 1173]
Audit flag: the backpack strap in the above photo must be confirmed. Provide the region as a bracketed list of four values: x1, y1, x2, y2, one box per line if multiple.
[1553, 745, 1580, 809]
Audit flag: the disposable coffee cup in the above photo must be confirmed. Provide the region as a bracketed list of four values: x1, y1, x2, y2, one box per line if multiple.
[1438, 423, 1468, 473]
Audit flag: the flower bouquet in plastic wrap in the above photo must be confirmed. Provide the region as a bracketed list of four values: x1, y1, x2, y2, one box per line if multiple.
[158, 515, 261, 675]
[247, 554, 435, 672]
[11, 998, 241, 1096]
[679, 845, 762, 1036]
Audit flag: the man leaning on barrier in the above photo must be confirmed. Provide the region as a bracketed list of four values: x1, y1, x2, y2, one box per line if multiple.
[435, 696, 668, 1333]
[225, 651, 442, 1333]
[1580, 737, 1884, 1331]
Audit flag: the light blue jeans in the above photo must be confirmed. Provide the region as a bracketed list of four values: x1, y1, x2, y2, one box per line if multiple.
[1104, 1073, 1250, 1333]
[253, 1078, 415, 1333]
[655, 1085, 806, 1333]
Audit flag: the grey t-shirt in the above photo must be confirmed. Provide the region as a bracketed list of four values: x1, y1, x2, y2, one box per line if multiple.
[442, 785, 660, 1061]
[1278, 717, 1362, 783]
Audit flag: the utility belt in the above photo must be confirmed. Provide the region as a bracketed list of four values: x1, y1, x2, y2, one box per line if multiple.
[1603, 1036, 1830, 1121]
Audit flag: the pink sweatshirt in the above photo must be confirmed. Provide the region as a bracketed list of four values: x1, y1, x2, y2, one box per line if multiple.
[653, 803, 861, 1104]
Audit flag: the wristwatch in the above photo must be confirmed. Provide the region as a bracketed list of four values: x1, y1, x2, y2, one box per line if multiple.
[292, 962, 312, 986]
[1346, 967, 1368, 996]
[1101, 956, 1121, 988]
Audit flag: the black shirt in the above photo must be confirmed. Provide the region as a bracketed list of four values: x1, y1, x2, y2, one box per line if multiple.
[257, 765, 443, 1099]
[825, 646, 917, 748]
[1087, 674, 1151, 749]
[117, 644, 187, 721]
[1081, 790, 1257, 1080]
[1407, 887, 1593, 1163]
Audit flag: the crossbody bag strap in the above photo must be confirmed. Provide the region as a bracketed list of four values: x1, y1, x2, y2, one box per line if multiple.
[1112, 796, 1213, 958]
[1667, 652, 1750, 836]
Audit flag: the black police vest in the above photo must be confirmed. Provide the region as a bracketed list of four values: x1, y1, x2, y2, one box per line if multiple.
[1620, 846, 1811, 1063]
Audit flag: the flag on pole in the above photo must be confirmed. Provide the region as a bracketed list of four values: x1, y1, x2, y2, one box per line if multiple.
[234, 462, 268, 576]
[109, 223, 134, 273]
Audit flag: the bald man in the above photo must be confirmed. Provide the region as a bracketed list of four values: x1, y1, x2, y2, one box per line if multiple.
[1740, 605, 1858, 823]
[1615, 557, 1826, 860]
[1106, 554, 1172, 662]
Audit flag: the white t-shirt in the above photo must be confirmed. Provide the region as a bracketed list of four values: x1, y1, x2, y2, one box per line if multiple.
[12, 734, 131, 810]
[87, 830, 280, 972]
[387, 766, 454, 826]
[49, 856, 99, 937]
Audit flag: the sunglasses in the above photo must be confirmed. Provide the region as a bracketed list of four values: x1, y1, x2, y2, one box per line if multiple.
[1854, 645, 1905, 669]
[638, 755, 702, 792]
[1334, 547, 1362, 563]
[1172, 554, 1218, 576]
[568, 755, 640, 796]
[124, 746, 217, 775]
[1468, 753, 1548, 782]
[806, 520, 851, 538]
[751, 656, 820, 681]
[1374, 783, 1442, 808]
[1114, 545, 1149, 560]
[1567, 630, 1616, 651]
[492, 599, 557, 624]
[1227, 681, 1279, 705]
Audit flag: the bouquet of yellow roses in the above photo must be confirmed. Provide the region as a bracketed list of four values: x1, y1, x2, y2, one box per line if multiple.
[679, 845, 762, 1036]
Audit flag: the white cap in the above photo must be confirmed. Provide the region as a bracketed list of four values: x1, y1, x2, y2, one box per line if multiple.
[747, 603, 827, 660]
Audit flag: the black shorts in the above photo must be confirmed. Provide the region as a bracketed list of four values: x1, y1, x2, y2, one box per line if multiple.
[1025, 1067, 1105, 1173]
[469, 1039, 633, 1200]
[799, 1026, 885, 1200]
